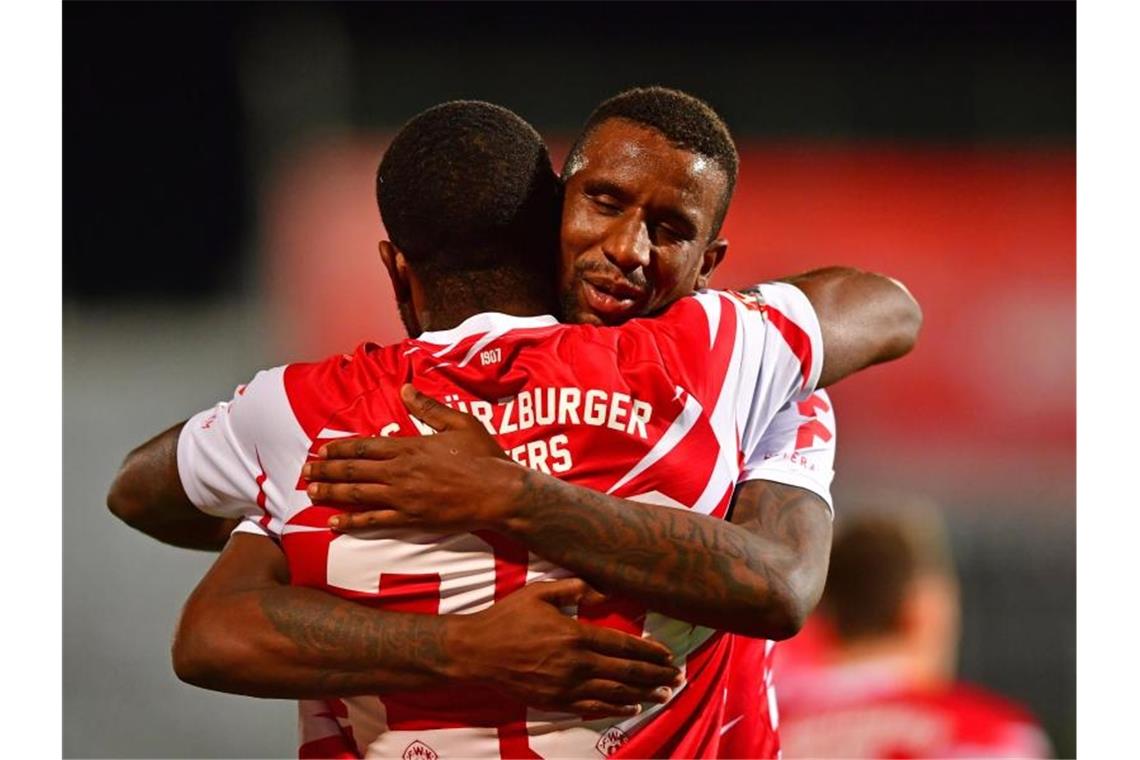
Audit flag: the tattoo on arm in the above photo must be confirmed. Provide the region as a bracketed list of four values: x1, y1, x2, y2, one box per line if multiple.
[507, 473, 831, 638]
[256, 585, 453, 695]
[728, 480, 832, 621]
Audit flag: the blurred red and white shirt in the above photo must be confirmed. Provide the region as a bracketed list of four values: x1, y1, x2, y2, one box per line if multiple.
[177, 285, 825, 759]
[778, 657, 1052, 759]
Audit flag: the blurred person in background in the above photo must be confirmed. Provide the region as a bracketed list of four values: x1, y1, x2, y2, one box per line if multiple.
[777, 505, 1052, 759]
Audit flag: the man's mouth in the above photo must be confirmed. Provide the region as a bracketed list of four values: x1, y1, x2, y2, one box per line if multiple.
[580, 277, 648, 322]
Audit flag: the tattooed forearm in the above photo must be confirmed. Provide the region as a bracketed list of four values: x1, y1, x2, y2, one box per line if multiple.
[176, 588, 455, 699]
[174, 533, 464, 700]
[248, 586, 454, 697]
[728, 480, 833, 625]
[504, 473, 832, 639]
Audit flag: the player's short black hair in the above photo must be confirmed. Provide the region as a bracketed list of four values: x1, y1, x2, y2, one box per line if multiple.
[563, 86, 739, 236]
[377, 100, 561, 280]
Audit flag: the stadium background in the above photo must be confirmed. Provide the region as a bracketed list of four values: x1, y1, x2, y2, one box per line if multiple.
[63, 2, 1074, 757]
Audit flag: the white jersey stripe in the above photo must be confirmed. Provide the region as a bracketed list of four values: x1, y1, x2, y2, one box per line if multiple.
[606, 389, 704, 495]
[431, 335, 469, 359]
[457, 324, 512, 368]
[280, 524, 329, 535]
[698, 289, 722, 349]
[316, 427, 357, 439]
[691, 474, 734, 517]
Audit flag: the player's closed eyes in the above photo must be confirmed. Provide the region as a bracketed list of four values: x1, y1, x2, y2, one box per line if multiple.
[652, 223, 687, 245]
[587, 193, 623, 215]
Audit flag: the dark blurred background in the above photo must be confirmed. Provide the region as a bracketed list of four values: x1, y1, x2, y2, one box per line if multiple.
[64, 2, 1074, 757]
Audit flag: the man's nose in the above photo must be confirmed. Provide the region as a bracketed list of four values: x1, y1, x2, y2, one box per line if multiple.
[602, 216, 651, 272]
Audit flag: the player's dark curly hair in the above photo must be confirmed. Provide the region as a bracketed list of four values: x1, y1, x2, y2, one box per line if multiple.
[376, 101, 561, 285]
[563, 86, 739, 236]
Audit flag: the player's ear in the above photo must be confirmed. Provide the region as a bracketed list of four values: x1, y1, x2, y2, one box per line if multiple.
[379, 240, 411, 300]
[381, 240, 425, 337]
[695, 238, 728, 290]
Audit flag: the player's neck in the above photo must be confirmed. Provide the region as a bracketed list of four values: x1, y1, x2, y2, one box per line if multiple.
[416, 271, 559, 331]
[418, 296, 556, 332]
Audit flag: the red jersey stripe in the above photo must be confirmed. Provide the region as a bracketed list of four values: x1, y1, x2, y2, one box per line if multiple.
[763, 304, 814, 389]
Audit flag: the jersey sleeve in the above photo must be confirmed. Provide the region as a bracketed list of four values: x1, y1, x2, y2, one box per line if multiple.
[739, 389, 837, 515]
[740, 281, 825, 402]
[176, 365, 304, 524]
[650, 283, 824, 454]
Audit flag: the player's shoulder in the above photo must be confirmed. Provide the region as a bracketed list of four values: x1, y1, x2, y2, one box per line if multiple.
[649, 286, 808, 333]
[280, 340, 410, 437]
[287, 340, 405, 379]
[620, 290, 749, 340]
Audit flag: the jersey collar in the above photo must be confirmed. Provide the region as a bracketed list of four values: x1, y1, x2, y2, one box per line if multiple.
[415, 312, 560, 346]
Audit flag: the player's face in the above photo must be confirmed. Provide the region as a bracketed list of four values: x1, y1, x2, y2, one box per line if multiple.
[559, 119, 729, 326]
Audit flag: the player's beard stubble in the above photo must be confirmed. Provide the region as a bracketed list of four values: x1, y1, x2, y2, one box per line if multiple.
[559, 257, 651, 325]
[395, 257, 649, 335]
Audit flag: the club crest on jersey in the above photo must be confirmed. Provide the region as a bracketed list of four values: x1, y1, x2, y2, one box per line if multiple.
[596, 725, 630, 757]
[402, 740, 439, 760]
[725, 288, 767, 315]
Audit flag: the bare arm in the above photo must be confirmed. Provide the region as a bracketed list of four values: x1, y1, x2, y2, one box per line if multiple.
[106, 423, 236, 551]
[174, 532, 680, 713]
[762, 267, 922, 386]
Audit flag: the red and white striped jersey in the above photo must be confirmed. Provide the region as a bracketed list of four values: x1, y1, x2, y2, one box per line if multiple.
[177, 284, 824, 759]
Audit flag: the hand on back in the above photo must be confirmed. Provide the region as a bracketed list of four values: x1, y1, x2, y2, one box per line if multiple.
[304, 384, 525, 533]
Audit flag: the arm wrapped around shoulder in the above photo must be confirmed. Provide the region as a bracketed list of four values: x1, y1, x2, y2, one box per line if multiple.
[781, 267, 922, 387]
[106, 421, 239, 551]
